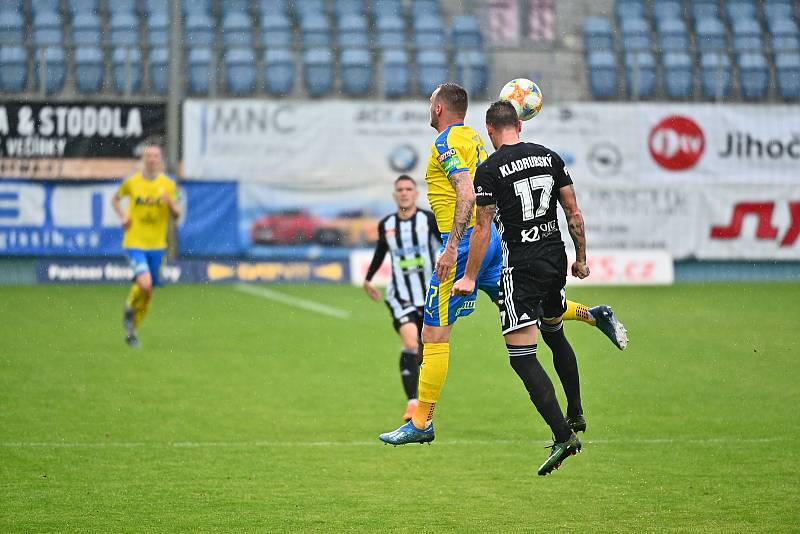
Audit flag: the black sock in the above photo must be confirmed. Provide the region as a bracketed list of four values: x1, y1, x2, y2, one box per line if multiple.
[400, 349, 419, 400]
[507, 344, 572, 443]
[541, 321, 583, 418]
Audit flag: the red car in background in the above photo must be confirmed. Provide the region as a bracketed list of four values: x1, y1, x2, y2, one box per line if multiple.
[251, 209, 343, 246]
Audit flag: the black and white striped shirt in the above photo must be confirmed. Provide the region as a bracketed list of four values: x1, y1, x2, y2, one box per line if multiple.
[366, 209, 440, 313]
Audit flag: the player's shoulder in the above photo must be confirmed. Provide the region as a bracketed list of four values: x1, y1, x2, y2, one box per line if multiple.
[378, 213, 395, 227]
[524, 142, 565, 161]
[156, 173, 176, 185]
[122, 171, 142, 183]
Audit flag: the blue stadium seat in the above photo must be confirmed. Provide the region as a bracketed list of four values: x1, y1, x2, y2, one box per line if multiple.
[110, 0, 138, 14]
[225, 47, 257, 95]
[109, 12, 140, 46]
[300, 15, 332, 48]
[74, 46, 104, 92]
[410, 0, 441, 21]
[657, 18, 689, 51]
[382, 49, 409, 97]
[737, 51, 768, 100]
[341, 48, 372, 96]
[335, 0, 365, 18]
[0, 0, 22, 12]
[0, 11, 25, 45]
[587, 50, 618, 99]
[373, 0, 403, 19]
[0, 45, 27, 92]
[264, 48, 294, 95]
[219, 0, 251, 15]
[414, 16, 446, 49]
[149, 46, 168, 94]
[620, 18, 652, 52]
[662, 51, 694, 99]
[187, 47, 214, 94]
[222, 12, 253, 46]
[725, 1, 757, 22]
[416, 49, 447, 96]
[257, 0, 289, 17]
[731, 19, 763, 52]
[700, 51, 732, 99]
[185, 13, 215, 46]
[112, 46, 142, 92]
[30, 0, 60, 14]
[451, 15, 482, 49]
[145, 0, 169, 16]
[772, 34, 800, 53]
[35, 46, 66, 93]
[690, 3, 720, 22]
[652, 0, 683, 22]
[183, 0, 212, 17]
[295, 0, 326, 23]
[695, 17, 727, 51]
[625, 51, 656, 98]
[615, 1, 645, 22]
[68, 0, 98, 14]
[72, 12, 101, 45]
[454, 50, 487, 96]
[583, 17, 613, 50]
[32, 11, 63, 45]
[763, 2, 794, 23]
[303, 48, 334, 96]
[775, 52, 800, 100]
[261, 14, 293, 47]
[767, 19, 799, 37]
[338, 14, 369, 48]
[376, 15, 405, 49]
[146, 12, 169, 46]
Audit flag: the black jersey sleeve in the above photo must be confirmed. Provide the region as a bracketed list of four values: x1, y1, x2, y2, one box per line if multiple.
[425, 210, 442, 243]
[474, 163, 497, 206]
[365, 218, 389, 282]
[552, 152, 574, 189]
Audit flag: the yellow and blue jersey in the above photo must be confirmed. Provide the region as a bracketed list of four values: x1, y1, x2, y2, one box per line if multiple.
[116, 172, 178, 250]
[425, 123, 489, 234]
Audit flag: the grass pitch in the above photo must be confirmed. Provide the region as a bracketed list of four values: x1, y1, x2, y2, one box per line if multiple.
[1, 282, 798, 532]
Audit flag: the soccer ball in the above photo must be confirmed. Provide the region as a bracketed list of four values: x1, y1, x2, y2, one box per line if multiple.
[498, 78, 543, 121]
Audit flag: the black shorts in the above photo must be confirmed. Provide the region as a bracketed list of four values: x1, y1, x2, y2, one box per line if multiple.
[385, 303, 424, 333]
[498, 251, 568, 335]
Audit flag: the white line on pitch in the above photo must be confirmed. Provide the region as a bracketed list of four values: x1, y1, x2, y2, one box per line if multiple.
[0, 437, 785, 449]
[234, 283, 351, 320]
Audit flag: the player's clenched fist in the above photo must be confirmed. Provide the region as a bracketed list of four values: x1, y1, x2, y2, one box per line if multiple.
[571, 261, 590, 279]
[451, 277, 475, 296]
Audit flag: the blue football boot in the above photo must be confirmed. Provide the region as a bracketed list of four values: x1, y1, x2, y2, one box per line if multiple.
[379, 420, 435, 446]
[589, 305, 628, 351]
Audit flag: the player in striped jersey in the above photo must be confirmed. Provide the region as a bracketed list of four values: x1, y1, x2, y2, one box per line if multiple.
[364, 175, 441, 421]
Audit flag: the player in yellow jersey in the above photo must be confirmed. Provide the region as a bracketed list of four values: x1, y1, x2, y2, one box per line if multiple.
[380, 84, 628, 446]
[111, 141, 181, 348]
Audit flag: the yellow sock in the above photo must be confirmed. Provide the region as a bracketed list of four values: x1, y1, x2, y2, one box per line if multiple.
[126, 284, 143, 310]
[412, 343, 450, 429]
[134, 292, 152, 329]
[564, 300, 596, 325]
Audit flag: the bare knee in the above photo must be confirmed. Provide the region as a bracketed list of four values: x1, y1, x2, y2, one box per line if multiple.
[137, 274, 153, 296]
[421, 325, 451, 345]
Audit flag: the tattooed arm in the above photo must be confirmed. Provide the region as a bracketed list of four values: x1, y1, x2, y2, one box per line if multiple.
[452, 204, 494, 296]
[559, 184, 590, 279]
[435, 170, 475, 282]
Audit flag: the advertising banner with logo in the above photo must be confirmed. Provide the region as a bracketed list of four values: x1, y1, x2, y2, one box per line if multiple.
[0, 180, 239, 257]
[36, 258, 347, 284]
[695, 185, 800, 260]
[183, 100, 800, 186]
[0, 102, 166, 180]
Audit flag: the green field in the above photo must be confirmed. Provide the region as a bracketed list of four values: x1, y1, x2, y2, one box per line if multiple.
[1, 283, 799, 532]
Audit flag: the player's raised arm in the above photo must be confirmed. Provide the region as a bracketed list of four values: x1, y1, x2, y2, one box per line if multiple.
[558, 184, 590, 279]
[436, 169, 475, 281]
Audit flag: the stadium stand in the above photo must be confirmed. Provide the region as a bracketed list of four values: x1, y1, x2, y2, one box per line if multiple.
[74, 46, 104, 93]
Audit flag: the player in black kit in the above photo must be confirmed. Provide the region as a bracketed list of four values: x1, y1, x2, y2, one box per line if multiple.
[452, 101, 589, 476]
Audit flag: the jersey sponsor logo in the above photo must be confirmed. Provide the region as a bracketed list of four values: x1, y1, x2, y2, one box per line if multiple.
[437, 148, 457, 163]
[648, 116, 705, 171]
[499, 156, 553, 178]
[520, 220, 559, 243]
